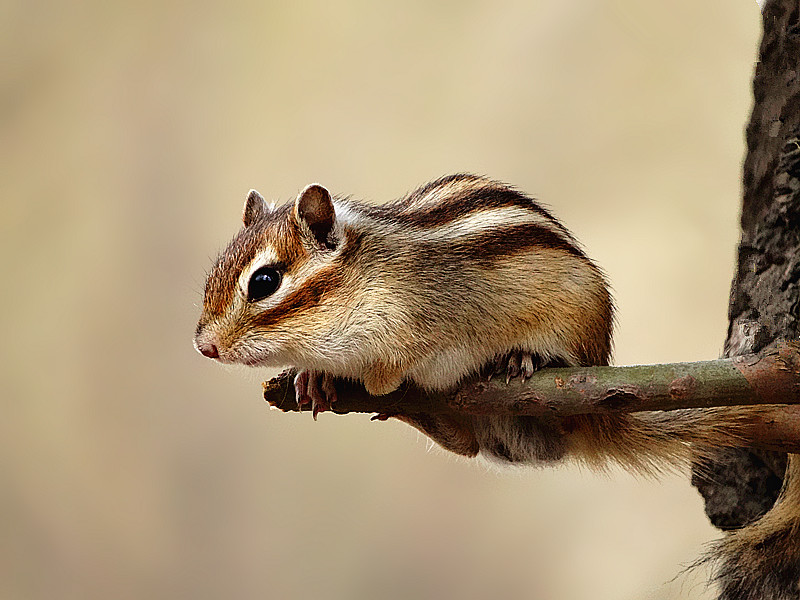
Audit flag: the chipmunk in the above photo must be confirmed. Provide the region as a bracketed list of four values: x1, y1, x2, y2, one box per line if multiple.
[194, 174, 768, 471]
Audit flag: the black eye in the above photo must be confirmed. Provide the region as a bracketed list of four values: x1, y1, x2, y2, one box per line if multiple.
[248, 266, 282, 301]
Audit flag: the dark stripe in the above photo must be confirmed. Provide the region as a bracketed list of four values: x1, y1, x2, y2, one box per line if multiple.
[249, 264, 344, 329]
[386, 174, 561, 229]
[436, 222, 586, 262]
[249, 229, 362, 329]
[403, 173, 483, 202]
[204, 225, 266, 316]
[203, 205, 301, 317]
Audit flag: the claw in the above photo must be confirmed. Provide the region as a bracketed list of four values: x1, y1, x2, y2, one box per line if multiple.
[493, 355, 506, 376]
[293, 370, 311, 409]
[320, 372, 338, 408]
[488, 355, 502, 381]
[294, 369, 336, 419]
[506, 353, 521, 383]
[520, 353, 535, 380]
[307, 372, 329, 420]
[496, 351, 543, 383]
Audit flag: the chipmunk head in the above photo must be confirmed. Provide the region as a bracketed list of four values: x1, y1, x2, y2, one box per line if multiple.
[194, 183, 349, 368]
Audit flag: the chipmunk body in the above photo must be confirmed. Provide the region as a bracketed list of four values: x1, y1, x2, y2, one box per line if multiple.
[196, 174, 800, 597]
[195, 174, 765, 467]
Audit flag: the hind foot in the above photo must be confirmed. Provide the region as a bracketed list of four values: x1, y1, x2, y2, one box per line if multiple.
[491, 351, 543, 383]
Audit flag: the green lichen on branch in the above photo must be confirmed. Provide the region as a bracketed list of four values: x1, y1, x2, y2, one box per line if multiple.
[263, 342, 800, 453]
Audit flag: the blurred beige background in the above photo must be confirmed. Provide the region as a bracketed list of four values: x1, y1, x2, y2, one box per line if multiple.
[1, 1, 761, 599]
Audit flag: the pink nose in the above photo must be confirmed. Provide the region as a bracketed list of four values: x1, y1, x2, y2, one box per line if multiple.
[198, 342, 219, 359]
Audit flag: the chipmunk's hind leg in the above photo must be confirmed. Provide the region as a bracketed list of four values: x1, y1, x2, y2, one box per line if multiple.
[375, 412, 479, 457]
[475, 351, 573, 464]
[492, 351, 568, 382]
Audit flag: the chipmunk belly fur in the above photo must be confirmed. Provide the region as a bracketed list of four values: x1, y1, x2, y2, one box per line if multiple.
[196, 174, 769, 469]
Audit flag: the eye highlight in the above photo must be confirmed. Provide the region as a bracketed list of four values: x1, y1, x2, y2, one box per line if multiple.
[247, 266, 282, 301]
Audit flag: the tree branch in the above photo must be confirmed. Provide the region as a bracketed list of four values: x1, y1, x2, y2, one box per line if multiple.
[263, 342, 800, 453]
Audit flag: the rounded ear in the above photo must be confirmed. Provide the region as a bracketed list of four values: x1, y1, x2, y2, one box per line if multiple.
[294, 184, 336, 249]
[243, 189, 268, 226]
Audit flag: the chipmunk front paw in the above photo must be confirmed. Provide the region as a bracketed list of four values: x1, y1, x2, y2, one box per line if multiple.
[294, 369, 338, 420]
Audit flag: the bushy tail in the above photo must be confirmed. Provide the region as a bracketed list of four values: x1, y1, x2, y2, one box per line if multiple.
[410, 403, 800, 596]
[581, 406, 800, 599]
[707, 454, 800, 599]
[559, 406, 778, 475]
[466, 405, 779, 476]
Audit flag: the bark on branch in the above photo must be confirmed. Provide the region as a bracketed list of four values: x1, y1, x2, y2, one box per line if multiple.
[263, 342, 800, 453]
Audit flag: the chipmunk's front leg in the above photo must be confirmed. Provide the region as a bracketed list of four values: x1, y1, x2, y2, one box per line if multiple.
[294, 369, 338, 420]
[361, 361, 404, 396]
[295, 361, 404, 420]
[363, 360, 480, 457]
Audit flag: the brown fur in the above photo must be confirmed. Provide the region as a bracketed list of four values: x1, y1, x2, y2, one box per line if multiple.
[249, 264, 344, 329]
[196, 174, 768, 470]
[195, 174, 800, 598]
[703, 456, 800, 599]
[389, 173, 569, 230]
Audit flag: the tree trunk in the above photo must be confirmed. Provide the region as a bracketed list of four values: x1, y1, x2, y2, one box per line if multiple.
[691, 0, 800, 533]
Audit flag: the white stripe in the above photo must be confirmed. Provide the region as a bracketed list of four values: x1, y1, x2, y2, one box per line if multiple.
[411, 206, 562, 242]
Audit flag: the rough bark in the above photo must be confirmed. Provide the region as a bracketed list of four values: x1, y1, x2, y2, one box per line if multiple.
[690, 0, 800, 532]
